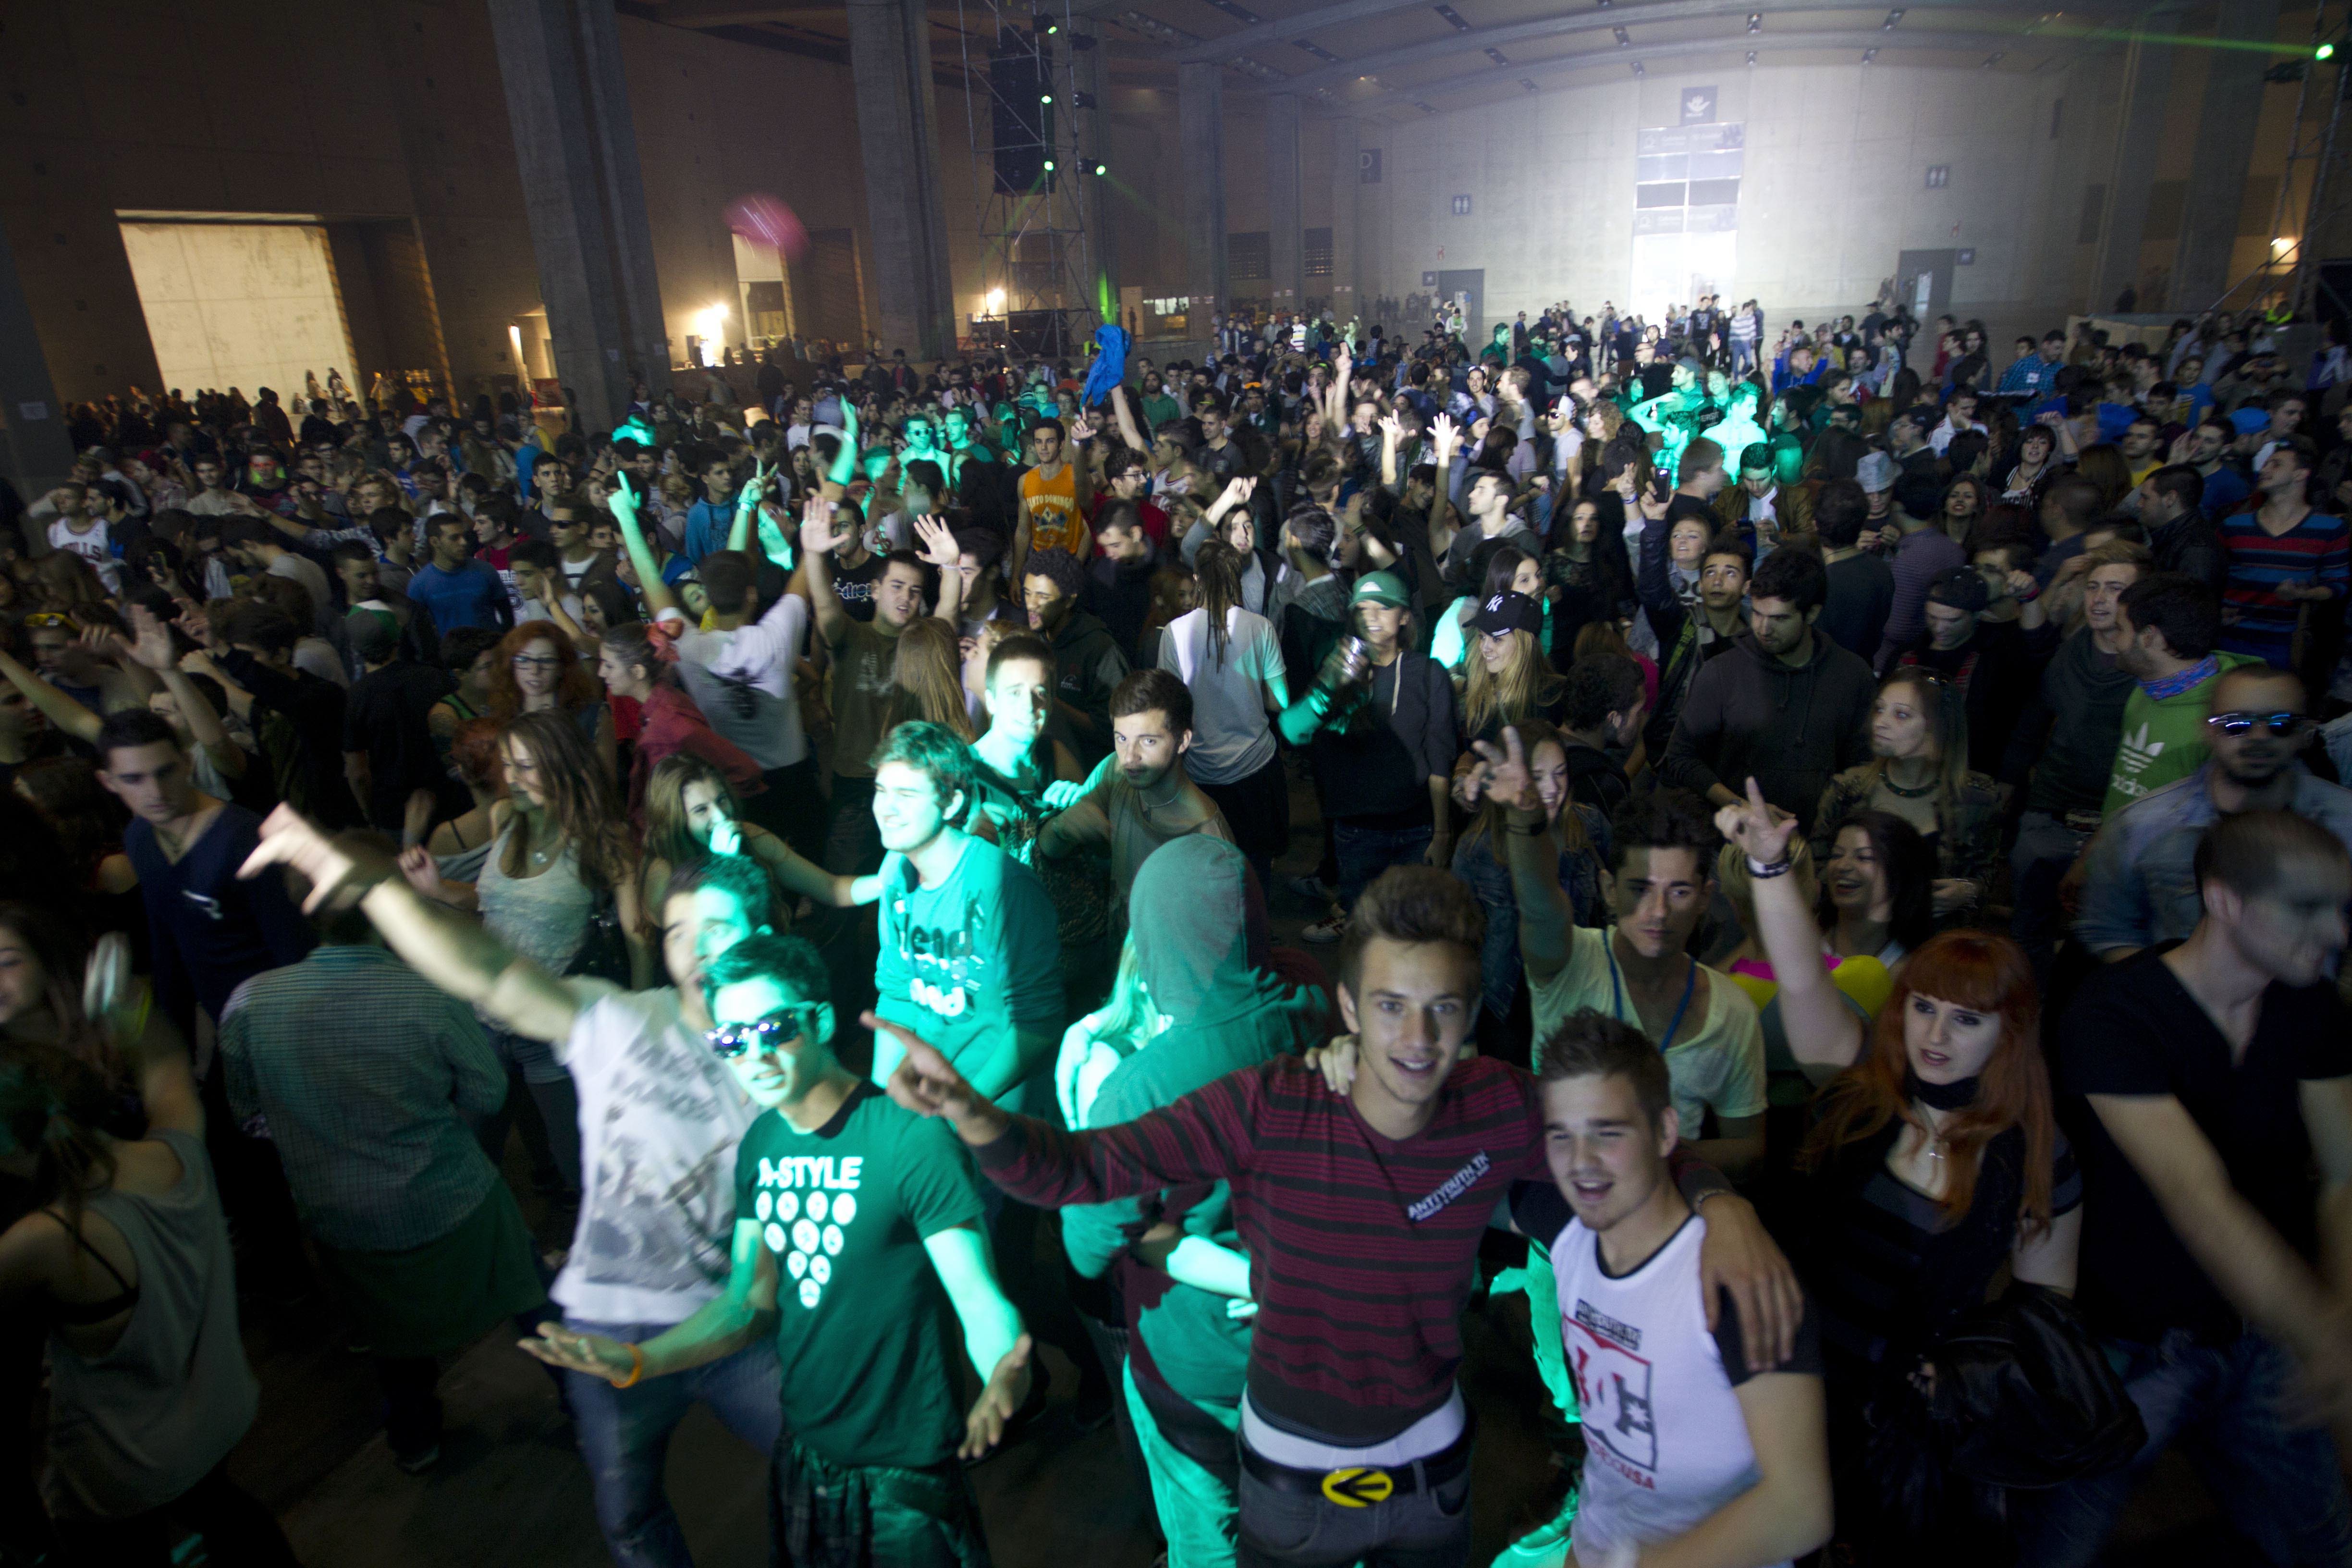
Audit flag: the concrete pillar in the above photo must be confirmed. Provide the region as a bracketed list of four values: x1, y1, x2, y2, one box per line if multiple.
[486, 0, 653, 435]
[1178, 62, 1228, 318]
[575, 0, 673, 393]
[1073, 37, 1117, 323]
[2090, 39, 2173, 312]
[0, 213, 77, 506]
[845, 0, 957, 362]
[1266, 93, 1303, 311]
[2171, 0, 2281, 311]
[1334, 118, 1362, 326]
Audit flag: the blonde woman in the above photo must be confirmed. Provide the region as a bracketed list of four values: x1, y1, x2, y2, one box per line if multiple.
[886, 616, 978, 741]
[1454, 588, 1567, 748]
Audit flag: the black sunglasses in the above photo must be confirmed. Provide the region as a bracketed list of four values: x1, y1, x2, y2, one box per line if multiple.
[2205, 710, 2309, 737]
[704, 1008, 803, 1061]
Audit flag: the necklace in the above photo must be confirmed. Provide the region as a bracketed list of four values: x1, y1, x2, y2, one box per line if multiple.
[1880, 771, 1936, 798]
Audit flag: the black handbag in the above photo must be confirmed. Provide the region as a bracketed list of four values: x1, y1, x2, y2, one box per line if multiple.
[567, 884, 635, 987]
[1926, 1283, 2146, 1488]
[1863, 1282, 2146, 1539]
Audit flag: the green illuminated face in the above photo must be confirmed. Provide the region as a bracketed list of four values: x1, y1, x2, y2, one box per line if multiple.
[944, 410, 971, 443]
[904, 418, 935, 451]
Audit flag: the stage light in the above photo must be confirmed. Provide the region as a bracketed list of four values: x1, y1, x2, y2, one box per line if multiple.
[1093, 161, 1107, 175]
[2320, 42, 2337, 60]
[1043, 158, 1056, 171]
[1748, 13, 1761, 31]
[1040, 92, 1054, 103]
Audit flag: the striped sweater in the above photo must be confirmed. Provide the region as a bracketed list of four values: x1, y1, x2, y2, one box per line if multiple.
[974, 1054, 1545, 1444]
[2217, 500, 2350, 669]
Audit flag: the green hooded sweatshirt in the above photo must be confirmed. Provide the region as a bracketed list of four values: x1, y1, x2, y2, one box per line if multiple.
[1059, 836, 1331, 1404]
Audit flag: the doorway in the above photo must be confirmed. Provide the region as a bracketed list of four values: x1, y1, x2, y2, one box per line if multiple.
[1437, 268, 1485, 348]
[1895, 249, 1957, 321]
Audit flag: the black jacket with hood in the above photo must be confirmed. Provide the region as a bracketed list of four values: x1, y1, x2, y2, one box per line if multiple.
[1658, 626, 1876, 830]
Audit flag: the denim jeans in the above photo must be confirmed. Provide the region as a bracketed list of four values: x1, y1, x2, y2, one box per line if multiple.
[2018, 1328, 2352, 1568]
[1234, 1449, 1472, 1568]
[564, 1316, 785, 1568]
[1334, 821, 1433, 910]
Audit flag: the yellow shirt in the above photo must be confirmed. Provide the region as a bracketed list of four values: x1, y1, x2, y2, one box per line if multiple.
[1020, 464, 1087, 555]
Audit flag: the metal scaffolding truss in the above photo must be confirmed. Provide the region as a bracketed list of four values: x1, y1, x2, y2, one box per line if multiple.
[950, 0, 1105, 355]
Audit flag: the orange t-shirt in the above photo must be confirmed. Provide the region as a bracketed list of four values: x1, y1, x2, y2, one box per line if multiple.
[1020, 464, 1087, 554]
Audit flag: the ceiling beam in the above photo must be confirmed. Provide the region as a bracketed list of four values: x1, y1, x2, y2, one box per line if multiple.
[1315, 27, 2054, 116]
[1271, 0, 2171, 94]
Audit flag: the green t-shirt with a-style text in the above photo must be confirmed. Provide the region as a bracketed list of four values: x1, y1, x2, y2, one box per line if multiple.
[734, 1084, 984, 1470]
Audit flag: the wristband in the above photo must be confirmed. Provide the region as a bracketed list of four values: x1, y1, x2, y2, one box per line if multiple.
[612, 1343, 645, 1389]
[1746, 855, 1793, 879]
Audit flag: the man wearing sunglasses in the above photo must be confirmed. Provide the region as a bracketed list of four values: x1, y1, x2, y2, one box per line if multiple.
[234, 817, 789, 1568]
[537, 931, 1029, 1567]
[2078, 664, 2352, 963]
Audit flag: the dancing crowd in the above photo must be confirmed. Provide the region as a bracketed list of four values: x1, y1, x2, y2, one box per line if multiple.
[1, 289, 2351, 1568]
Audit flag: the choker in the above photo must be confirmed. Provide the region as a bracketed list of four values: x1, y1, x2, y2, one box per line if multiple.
[1905, 1070, 1980, 1112]
[1879, 772, 1936, 798]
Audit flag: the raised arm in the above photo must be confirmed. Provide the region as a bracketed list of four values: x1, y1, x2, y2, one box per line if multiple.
[1110, 383, 1147, 452]
[609, 473, 680, 622]
[915, 514, 966, 628]
[1479, 728, 1576, 987]
[236, 806, 583, 1044]
[1717, 779, 1862, 1075]
[798, 501, 855, 649]
[725, 459, 774, 555]
[0, 637, 107, 743]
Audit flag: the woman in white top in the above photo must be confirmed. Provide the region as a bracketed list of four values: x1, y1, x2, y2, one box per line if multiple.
[1157, 540, 1292, 893]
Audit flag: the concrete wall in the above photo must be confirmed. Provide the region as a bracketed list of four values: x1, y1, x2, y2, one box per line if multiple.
[0, 0, 997, 407]
[1348, 64, 2076, 341]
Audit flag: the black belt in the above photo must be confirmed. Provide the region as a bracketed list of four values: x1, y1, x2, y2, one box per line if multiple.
[1238, 1423, 1473, 1508]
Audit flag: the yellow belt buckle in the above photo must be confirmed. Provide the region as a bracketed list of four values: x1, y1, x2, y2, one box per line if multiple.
[1320, 1466, 1395, 1508]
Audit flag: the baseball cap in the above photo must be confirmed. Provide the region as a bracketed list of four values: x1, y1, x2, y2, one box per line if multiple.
[345, 607, 400, 663]
[1469, 590, 1544, 638]
[2230, 406, 2270, 435]
[1855, 451, 1895, 492]
[1350, 571, 1411, 609]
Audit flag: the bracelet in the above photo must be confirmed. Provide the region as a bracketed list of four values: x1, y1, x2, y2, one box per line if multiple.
[611, 1343, 645, 1389]
[1746, 855, 1794, 879]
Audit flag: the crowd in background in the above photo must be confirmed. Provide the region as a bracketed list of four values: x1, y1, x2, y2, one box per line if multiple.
[0, 284, 2351, 1568]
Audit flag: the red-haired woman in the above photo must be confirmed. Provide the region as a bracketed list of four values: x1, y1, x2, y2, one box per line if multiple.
[1721, 775, 2080, 1555]
[483, 620, 616, 784]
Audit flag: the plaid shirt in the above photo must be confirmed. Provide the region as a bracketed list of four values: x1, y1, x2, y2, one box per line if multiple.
[221, 943, 506, 1252]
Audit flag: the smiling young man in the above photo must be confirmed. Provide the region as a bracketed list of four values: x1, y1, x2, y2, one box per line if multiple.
[879, 864, 1802, 1568]
[1510, 1012, 1830, 1568]
[233, 821, 792, 1568]
[524, 932, 1032, 1568]
[1490, 745, 1768, 1181]
[868, 721, 1064, 1113]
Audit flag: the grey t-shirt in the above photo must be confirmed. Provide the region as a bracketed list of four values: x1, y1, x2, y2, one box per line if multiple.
[1158, 606, 1286, 786]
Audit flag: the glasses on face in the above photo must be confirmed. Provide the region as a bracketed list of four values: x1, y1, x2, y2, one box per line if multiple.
[705, 1008, 803, 1061]
[22, 613, 78, 630]
[511, 654, 562, 671]
[2206, 710, 2308, 738]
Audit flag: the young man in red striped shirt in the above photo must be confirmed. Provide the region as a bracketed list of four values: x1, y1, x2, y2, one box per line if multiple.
[879, 865, 1801, 1566]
